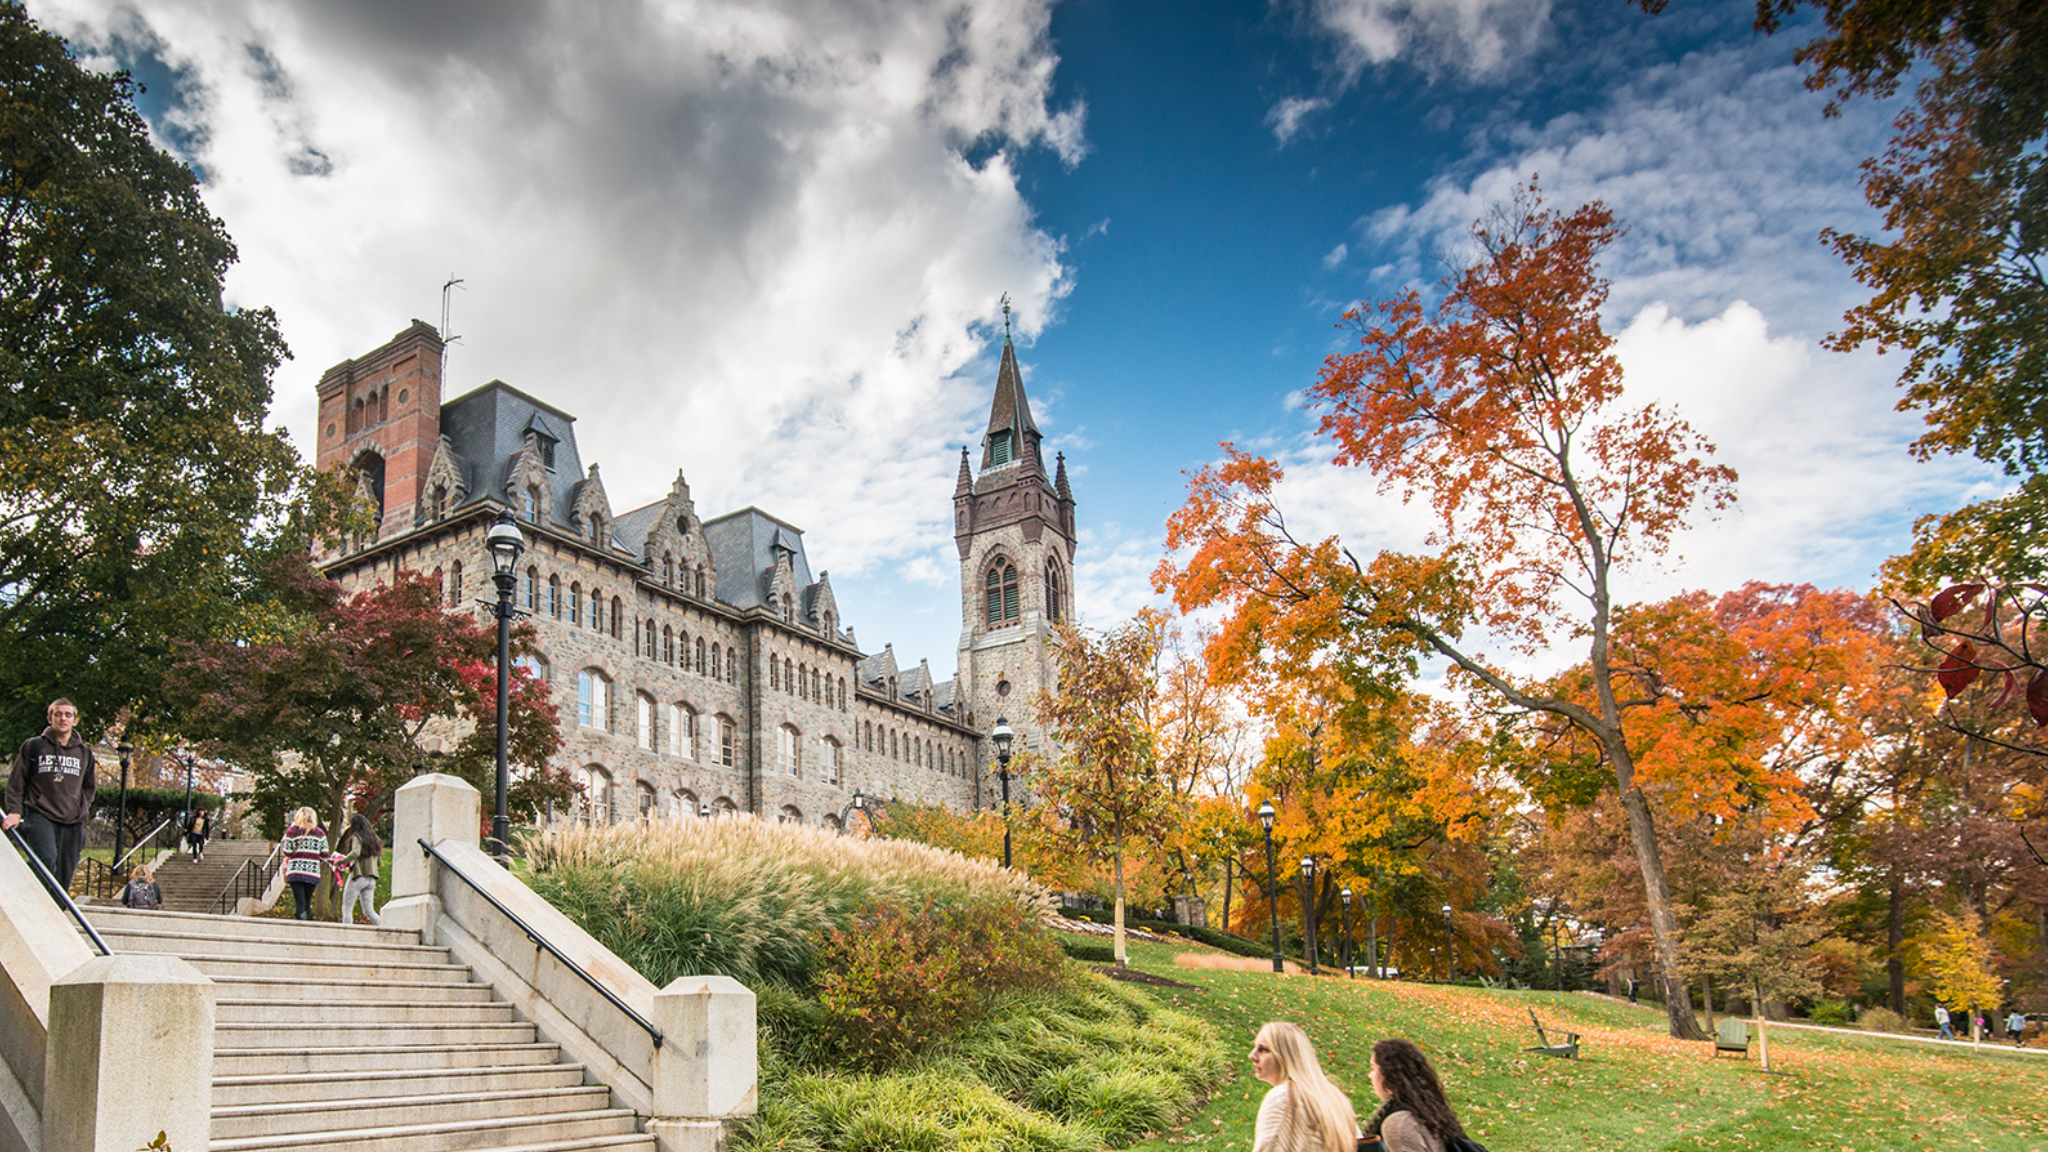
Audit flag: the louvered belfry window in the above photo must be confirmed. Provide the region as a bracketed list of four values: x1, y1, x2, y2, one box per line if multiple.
[986, 562, 1019, 624]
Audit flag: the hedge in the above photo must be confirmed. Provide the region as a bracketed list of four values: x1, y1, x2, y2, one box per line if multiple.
[1057, 907, 1291, 961]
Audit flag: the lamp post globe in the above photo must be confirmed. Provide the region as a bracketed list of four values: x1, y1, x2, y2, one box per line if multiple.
[991, 716, 1015, 869]
[485, 509, 526, 862]
[1443, 902, 1455, 982]
[1258, 800, 1280, 973]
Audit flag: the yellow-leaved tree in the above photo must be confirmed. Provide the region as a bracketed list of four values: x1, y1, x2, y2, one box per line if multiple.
[1917, 908, 2004, 1044]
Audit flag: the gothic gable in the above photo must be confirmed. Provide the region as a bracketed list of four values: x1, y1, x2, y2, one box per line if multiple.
[642, 471, 716, 593]
[805, 572, 840, 638]
[570, 464, 615, 547]
[762, 546, 801, 622]
[417, 435, 469, 524]
[504, 431, 552, 521]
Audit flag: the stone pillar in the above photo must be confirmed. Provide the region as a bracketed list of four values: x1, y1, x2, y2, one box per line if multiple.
[647, 974, 756, 1152]
[44, 954, 213, 1152]
[383, 772, 481, 937]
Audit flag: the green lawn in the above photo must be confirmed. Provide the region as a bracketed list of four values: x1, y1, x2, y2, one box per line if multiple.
[1093, 937, 2048, 1152]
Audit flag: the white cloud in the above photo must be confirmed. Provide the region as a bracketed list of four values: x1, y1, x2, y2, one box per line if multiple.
[1310, 0, 1552, 77]
[1265, 94, 1331, 144]
[30, 0, 1084, 628]
[1322, 242, 1349, 269]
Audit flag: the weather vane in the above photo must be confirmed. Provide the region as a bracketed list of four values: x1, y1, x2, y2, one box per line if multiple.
[1000, 292, 1012, 339]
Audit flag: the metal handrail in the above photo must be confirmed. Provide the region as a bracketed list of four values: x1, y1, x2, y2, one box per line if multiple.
[113, 818, 173, 870]
[7, 826, 109, 955]
[418, 838, 662, 1048]
[210, 842, 281, 916]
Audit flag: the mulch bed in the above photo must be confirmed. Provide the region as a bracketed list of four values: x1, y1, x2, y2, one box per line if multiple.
[1094, 965, 1201, 990]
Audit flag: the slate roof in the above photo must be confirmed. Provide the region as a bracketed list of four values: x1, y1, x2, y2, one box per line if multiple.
[702, 507, 815, 611]
[440, 381, 583, 531]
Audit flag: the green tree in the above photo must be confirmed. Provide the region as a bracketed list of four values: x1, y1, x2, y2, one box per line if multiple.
[1683, 869, 1827, 1070]
[0, 3, 307, 741]
[1031, 613, 1179, 966]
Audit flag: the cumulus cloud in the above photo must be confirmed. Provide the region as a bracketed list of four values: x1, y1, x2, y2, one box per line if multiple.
[30, 0, 1085, 626]
[1266, 0, 1553, 140]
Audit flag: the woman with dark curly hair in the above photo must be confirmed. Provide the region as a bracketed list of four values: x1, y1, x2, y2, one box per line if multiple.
[1362, 1038, 1468, 1152]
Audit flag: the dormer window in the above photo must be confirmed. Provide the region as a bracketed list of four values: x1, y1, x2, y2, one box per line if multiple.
[538, 435, 558, 471]
[989, 429, 1013, 465]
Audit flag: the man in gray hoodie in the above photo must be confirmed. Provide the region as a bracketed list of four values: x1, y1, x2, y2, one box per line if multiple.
[3, 699, 96, 891]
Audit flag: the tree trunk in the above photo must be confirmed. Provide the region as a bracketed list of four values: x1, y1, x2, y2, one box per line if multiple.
[1221, 857, 1234, 934]
[1887, 870, 1908, 1015]
[1367, 904, 1379, 979]
[1112, 832, 1128, 968]
[1614, 778, 1709, 1039]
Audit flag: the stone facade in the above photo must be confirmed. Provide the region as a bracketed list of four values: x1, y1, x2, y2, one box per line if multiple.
[316, 321, 1070, 827]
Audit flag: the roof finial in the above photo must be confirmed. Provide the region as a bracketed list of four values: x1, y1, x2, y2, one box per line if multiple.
[1000, 292, 1012, 341]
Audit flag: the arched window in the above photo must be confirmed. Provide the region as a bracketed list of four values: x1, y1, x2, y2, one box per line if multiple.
[548, 575, 560, 618]
[821, 738, 841, 786]
[785, 658, 795, 694]
[778, 725, 801, 777]
[570, 583, 583, 626]
[986, 561, 1019, 624]
[662, 555, 675, 586]
[525, 487, 541, 524]
[513, 653, 548, 685]
[781, 594, 794, 623]
[670, 703, 695, 759]
[577, 669, 610, 731]
[696, 571, 707, 598]
[611, 596, 623, 639]
[636, 693, 655, 750]
[1046, 560, 1063, 622]
[591, 514, 606, 547]
[581, 766, 612, 825]
[890, 730, 899, 760]
[430, 484, 448, 520]
[696, 638, 707, 674]
[637, 781, 657, 822]
[717, 715, 735, 766]
[589, 588, 601, 631]
[727, 651, 737, 684]
[769, 657, 779, 691]
[643, 619, 656, 658]
[671, 789, 698, 819]
[811, 668, 821, 701]
[662, 626, 673, 664]
[524, 567, 538, 611]
[778, 804, 804, 824]
[711, 643, 721, 680]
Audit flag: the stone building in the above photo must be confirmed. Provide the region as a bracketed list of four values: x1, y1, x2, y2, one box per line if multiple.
[313, 320, 1072, 825]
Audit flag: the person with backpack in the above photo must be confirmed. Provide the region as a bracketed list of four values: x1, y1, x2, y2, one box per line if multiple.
[280, 807, 328, 921]
[335, 812, 382, 926]
[1935, 1003, 1954, 1040]
[1363, 1038, 1478, 1152]
[1247, 1022, 1359, 1152]
[2008, 1010, 2028, 1048]
[119, 861, 162, 910]
[2, 698, 96, 891]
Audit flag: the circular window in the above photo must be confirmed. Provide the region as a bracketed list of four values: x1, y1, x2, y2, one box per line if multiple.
[325, 423, 336, 438]
[996, 679, 1011, 698]
[398, 388, 409, 403]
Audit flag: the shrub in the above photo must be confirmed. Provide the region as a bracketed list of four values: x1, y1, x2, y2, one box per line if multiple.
[1059, 906, 1277, 959]
[1060, 938, 1116, 963]
[816, 898, 1065, 1069]
[1807, 1000, 1854, 1026]
[520, 816, 1052, 987]
[1858, 1006, 1905, 1033]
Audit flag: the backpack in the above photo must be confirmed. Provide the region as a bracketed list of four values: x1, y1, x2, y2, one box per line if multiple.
[1448, 1139, 1491, 1152]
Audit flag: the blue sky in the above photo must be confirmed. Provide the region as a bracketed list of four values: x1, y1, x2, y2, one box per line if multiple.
[34, 0, 1990, 682]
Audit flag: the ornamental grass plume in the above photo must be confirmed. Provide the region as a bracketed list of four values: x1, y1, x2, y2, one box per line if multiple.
[519, 814, 1052, 988]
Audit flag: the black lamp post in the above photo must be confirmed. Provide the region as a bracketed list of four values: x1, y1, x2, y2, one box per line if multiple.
[1217, 828, 1234, 934]
[1259, 800, 1280, 973]
[180, 747, 196, 848]
[1443, 902, 1455, 983]
[835, 789, 867, 833]
[992, 716, 1015, 868]
[1340, 885, 1354, 979]
[485, 509, 527, 862]
[1300, 856, 1319, 976]
[698, 802, 711, 819]
[112, 741, 133, 870]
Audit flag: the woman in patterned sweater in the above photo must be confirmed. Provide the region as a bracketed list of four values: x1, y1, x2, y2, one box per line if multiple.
[281, 807, 328, 921]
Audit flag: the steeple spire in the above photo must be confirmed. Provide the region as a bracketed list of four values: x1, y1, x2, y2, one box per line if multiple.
[955, 446, 974, 496]
[981, 334, 1042, 473]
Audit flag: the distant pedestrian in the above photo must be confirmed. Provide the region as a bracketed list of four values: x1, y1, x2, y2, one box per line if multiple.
[119, 861, 161, 910]
[335, 812, 382, 927]
[2008, 1011, 2027, 1048]
[1935, 1004, 1954, 1040]
[1628, 977, 1641, 1004]
[1976, 1013, 1989, 1041]
[281, 807, 328, 921]
[2, 699, 96, 892]
[186, 809, 210, 863]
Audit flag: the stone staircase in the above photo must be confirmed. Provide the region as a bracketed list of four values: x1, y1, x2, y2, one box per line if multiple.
[139, 838, 276, 913]
[80, 906, 656, 1151]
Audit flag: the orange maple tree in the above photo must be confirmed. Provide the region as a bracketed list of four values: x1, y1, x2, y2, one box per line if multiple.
[1158, 185, 1735, 1039]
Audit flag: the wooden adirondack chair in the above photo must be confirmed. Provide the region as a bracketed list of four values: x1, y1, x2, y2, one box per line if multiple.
[1527, 1008, 1581, 1059]
[1714, 1016, 1750, 1057]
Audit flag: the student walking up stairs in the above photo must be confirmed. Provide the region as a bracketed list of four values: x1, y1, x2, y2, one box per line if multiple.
[131, 838, 275, 913]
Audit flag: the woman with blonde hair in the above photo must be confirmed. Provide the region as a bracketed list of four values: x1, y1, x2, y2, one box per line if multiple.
[280, 806, 328, 921]
[1249, 1022, 1360, 1152]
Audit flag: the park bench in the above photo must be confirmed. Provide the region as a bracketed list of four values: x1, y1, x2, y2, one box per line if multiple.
[1527, 1008, 1581, 1059]
[1713, 1016, 1749, 1058]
